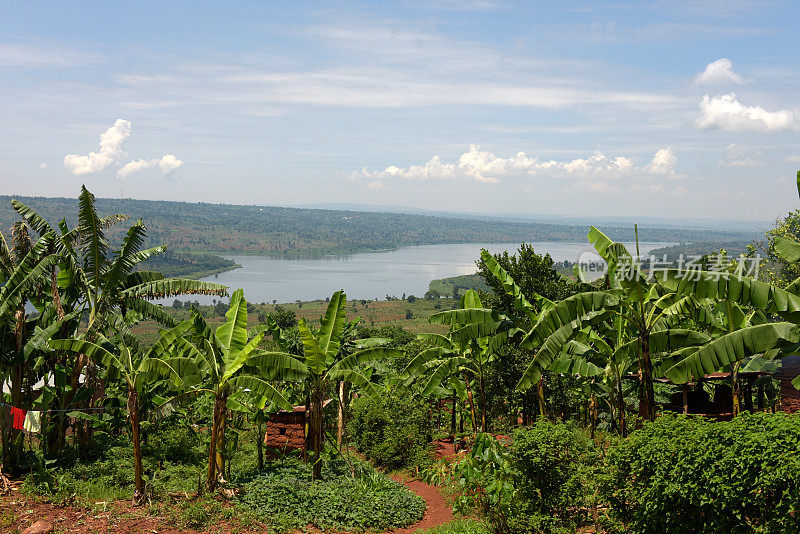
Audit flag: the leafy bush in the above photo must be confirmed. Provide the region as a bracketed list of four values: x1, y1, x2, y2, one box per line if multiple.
[22, 430, 203, 502]
[603, 413, 800, 534]
[429, 422, 598, 534]
[144, 424, 205, 465]
[348, 387, 433, 470]
[509, 420, 598, 523]
[238, 458, 425, 532]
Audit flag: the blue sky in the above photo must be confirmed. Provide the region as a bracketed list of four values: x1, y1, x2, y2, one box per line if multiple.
[1, 1, 798, 220]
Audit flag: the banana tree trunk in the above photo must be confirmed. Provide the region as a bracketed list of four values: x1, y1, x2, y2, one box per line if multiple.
[215, 399, 227, 481]
[478, 373, 487, 433]
[303, 393, 310, 463]
[638, 334, 655, 422]
[450, 392, 457, 435]
[9, 365, 23, 471]
[536, 378, 547, 420]
[9, 304, 26, 471]
[463, 373, 477, 433]
[311, 379, 324, 481]
[256, 419, 264, 471]
[128, 386, 144, 502]
[616, 375, 626, 438]
[206, 391, 228, 491]
[732, 362, 741, 417]
[336, 381, 348, 448]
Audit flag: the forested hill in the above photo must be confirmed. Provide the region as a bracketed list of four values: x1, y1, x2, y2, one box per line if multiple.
[0, 195, 756, 257]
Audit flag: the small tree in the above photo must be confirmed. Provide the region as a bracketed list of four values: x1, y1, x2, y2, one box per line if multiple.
[50, 324, 200, 502]
[268, 290, 403, 479]
[165, 289, 300, 491]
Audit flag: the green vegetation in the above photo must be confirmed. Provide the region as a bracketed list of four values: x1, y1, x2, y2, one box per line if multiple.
[648, 239, 751, 261]
[239, 457, 425, 532]
[429, 273, 491, 298]
[427, 422, 599, 534]
[416, 520, 492, 534]
[349, 387, 434, 470]
[603, 413, 800, 534]
[0, 194, 753, 258]
[5, 176, 800, 534]
[138, 249, 239, 278]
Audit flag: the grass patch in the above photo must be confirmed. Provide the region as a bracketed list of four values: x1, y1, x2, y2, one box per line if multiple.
[415, 519, 491, 534]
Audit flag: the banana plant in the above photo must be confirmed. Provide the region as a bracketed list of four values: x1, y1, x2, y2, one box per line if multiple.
[406, 289, 520, 432]
[0, 228, 62, 469]
[10, 188, 228, 454]
[12, 187, 228, 339]
[658, 269, 800, 385]
[166, 289, 300, 491]
[267, 290, 404, 480]
[502, 228, 715, 421]
[49, 323, 201, 502]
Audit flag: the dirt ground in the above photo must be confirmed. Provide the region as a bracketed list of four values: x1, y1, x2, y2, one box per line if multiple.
[388, 474, 453, 534]
[0, 472, 456, 534]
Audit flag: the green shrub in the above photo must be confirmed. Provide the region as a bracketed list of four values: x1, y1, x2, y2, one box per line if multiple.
[348, 387, 434, 470]
[238, 458, 425, 532]
[144, 424, 205, 465]
[509, 420, 598, 521]
[432, 421, 598, 534]
[603, 413, 800, 534]
[180, 498, 223, 529]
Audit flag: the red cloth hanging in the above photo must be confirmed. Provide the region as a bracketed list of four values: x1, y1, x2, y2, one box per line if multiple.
[11, 407, 26, 430]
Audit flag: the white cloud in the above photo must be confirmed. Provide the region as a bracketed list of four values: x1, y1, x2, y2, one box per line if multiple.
[117, 155, 183, 180]
[366, 180, 384, 191]
[64, 119, 131, 175]
[0, 42, 99, 67]
[645, 147, 683, 179]
[38, 163, 47, 168]
[695, 93, 798, 132]
[63, 119, 183, 180]
[694, 58, 743, 86]
[157, 154, 183, 173]
[354, 145, 683, 191]
[787, 155, 800, 163]
[718, 143, 762, 167]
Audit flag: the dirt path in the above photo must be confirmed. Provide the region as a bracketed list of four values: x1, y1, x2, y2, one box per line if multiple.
[389, 473, 453, 533]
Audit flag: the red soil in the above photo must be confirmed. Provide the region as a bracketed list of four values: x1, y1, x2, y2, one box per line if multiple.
[389, 473, 453, 533]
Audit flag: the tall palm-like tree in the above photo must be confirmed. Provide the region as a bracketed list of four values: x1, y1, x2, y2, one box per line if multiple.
[268, 290, 403, 480]
[659, 174, 800, 400]
[14, 187, 228, 338]
[11, 187, 227, 451]
[163, 289, 302, 491]
[508, 228, 712, 421]
[0, 227, 64, 468]
[50, 321, 200, 502]
[405, 290, 519, 432]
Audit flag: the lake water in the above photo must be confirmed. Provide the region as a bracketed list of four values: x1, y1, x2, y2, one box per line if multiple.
[161, 241, 671, 305]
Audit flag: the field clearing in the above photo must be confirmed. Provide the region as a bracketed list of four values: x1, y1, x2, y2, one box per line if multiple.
[132, 296, 452, 345]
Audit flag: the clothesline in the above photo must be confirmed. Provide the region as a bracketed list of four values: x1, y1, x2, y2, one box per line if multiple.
[2, 402, 110, 433]
[0, 401, 106, 413]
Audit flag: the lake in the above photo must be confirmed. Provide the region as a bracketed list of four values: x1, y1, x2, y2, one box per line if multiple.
[162, 241, 672, 305]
